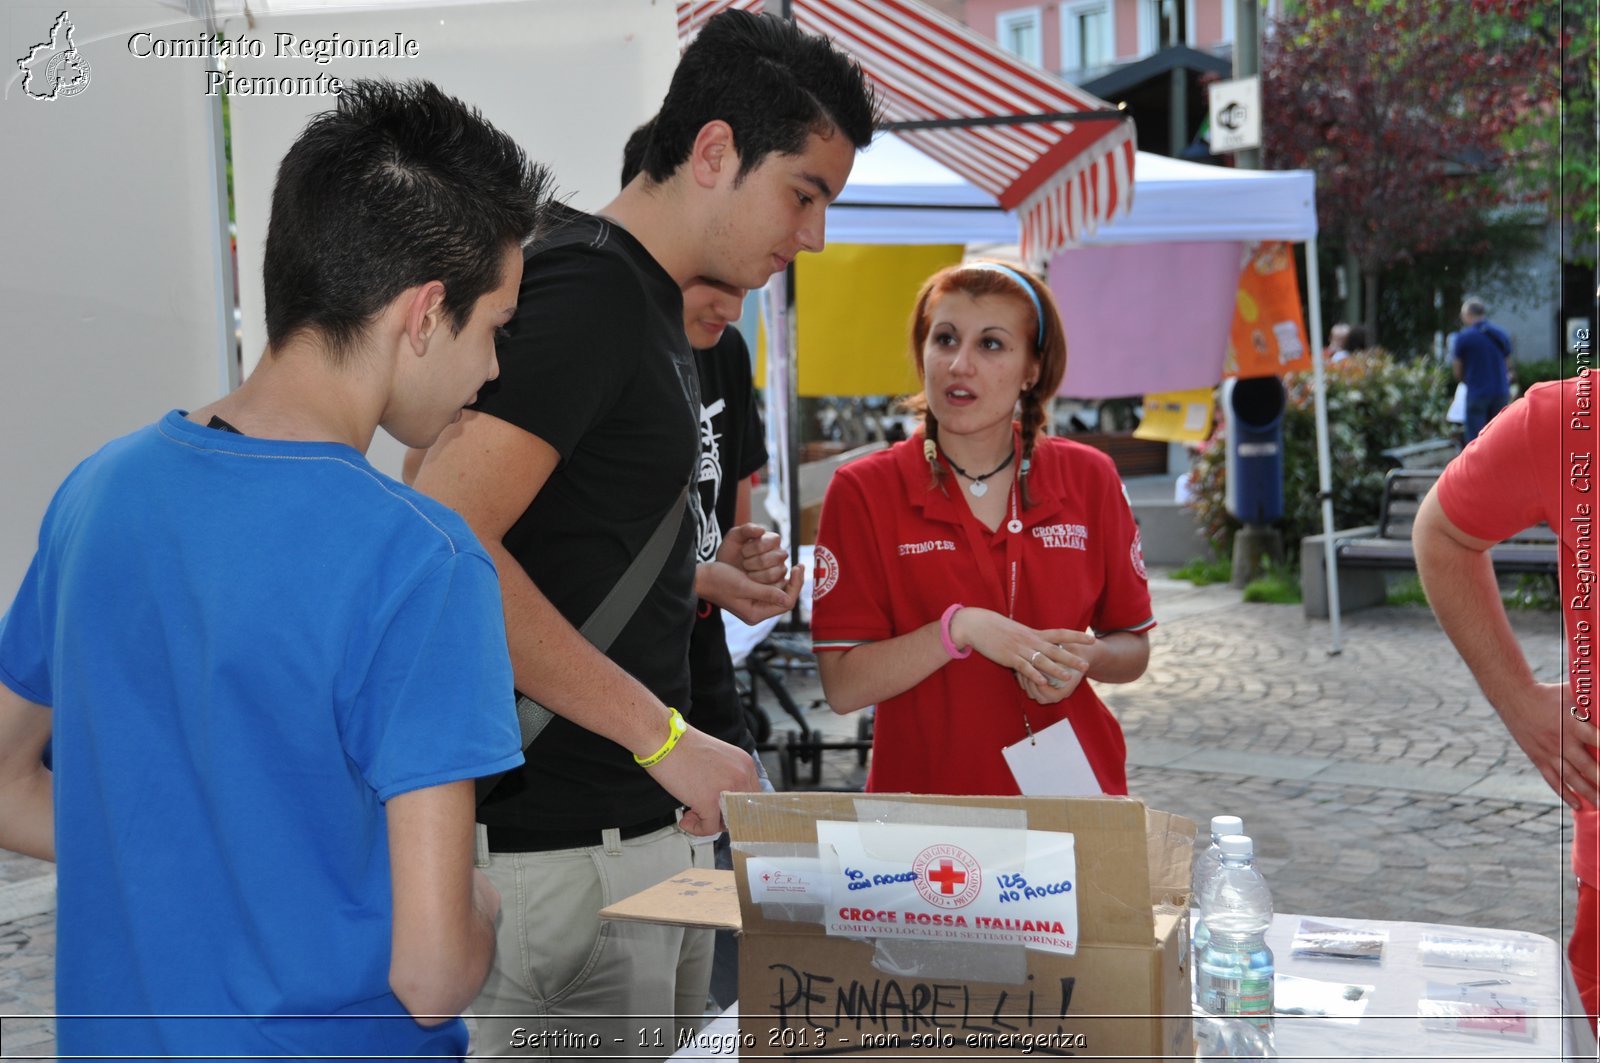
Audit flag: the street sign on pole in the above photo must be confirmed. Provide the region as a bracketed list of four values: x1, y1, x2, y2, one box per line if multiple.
[1209, 75, 1261, 154]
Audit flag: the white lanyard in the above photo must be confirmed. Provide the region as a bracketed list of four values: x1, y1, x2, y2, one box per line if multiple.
[1004, 475, 1024, 619]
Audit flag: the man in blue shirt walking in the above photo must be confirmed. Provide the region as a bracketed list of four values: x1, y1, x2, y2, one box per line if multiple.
[1452, 297, 1514, 442]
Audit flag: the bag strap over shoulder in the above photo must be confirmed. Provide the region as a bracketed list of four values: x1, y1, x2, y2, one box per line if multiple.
[477, 209, 699, 806]
[1479, 322, 1511, 358]
[478, 480, 691, 805]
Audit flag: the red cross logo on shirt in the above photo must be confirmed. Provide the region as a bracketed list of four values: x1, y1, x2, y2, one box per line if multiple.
[927, 859, 966, 895]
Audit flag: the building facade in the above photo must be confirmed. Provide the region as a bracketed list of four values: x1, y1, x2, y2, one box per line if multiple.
[965, 0, 1269, 81]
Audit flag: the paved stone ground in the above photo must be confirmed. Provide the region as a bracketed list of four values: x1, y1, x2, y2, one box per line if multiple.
[758, 576, 1577, 942]
[0, 855, 54, 1057]
[0, 574, 1579, 1056]
[1113, 577, 1575, 946]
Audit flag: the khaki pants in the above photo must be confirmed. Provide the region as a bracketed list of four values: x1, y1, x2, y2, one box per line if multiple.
[470, 822, 715, 1060]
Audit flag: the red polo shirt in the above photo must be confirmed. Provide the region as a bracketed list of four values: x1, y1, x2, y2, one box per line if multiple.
[813, 429, 1155, 796]
[1436, 378, 1599, 886]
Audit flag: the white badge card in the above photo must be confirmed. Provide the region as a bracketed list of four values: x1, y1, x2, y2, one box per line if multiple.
[815, 820, 1079, 955]
[1002, 715, 1104, 797]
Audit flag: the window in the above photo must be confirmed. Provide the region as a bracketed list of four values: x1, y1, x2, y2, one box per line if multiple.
[1138, 0, 1187, 52]
[996, 6, 1044, 67]
[1062, 0, 1113, 75]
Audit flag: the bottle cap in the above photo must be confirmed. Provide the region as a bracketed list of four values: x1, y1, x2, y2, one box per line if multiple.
[1210, 815, 1243, 838]
[1218, 835, 1253, 858]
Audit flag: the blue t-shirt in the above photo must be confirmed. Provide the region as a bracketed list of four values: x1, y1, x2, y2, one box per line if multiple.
[0, 411, 523, 1059]
[1454, 320, 1512, 400]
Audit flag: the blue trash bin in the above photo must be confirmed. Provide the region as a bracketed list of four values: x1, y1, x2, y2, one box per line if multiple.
[1224, 377, 1286, 525]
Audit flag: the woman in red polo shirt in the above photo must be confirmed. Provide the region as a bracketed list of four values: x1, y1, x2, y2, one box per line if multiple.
[812, 261, 1154, 796]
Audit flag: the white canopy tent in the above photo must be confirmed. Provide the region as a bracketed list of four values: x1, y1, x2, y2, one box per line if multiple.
[828, 132, 1315, 247]
[788, 135, 1346, 649]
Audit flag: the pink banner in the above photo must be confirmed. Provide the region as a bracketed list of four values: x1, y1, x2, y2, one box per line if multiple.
[1048, 241, 1244, 400]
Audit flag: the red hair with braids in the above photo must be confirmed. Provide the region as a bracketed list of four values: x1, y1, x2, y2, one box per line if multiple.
[902, 260, 1068, 508]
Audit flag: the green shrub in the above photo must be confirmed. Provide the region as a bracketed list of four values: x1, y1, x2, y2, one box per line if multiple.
[1386, 576, 1430, 607]
[1516, 356, 1583, 394]
[1504, 574, 1560, 611]
[1242, 560, 1302, 604]
[1172, 556, 1232, 585]
[1187, 352, 1455, 570]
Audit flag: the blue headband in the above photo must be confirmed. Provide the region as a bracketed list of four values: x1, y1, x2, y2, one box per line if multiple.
[962, 262, 1046, 349]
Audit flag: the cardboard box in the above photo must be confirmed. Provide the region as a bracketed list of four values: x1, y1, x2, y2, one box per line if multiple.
[604, 792, 1196, 1060]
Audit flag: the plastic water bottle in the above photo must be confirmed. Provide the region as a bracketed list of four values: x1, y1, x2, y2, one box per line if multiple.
[1192, 815, 1243, 955]
[1195, 835, 1275, 1033]
[1193, 1013, 1277, 1059]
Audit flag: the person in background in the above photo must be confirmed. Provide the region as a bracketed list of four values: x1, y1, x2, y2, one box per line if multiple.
[0, 80, 548, 1057]
[681, 276, 786, 1010]
[1329, 324, 1368, 364]
[1452, 297, 1514, 442]
[1323, 321, 1351, 361]
[410, 11, 877, 1054]
[811, 261, 1154, 797]
[1414, 376, 1600, 1030]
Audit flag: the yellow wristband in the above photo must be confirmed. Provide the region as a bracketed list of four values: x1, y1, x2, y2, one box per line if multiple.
[634, 707, 688, 767]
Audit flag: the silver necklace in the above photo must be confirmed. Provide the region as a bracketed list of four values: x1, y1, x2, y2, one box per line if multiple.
[943, 447, 1015, 497]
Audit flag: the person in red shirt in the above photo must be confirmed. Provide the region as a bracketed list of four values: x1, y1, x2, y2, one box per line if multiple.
[1415, 376, 1600, 1029]
[812, 261, 1154, 796]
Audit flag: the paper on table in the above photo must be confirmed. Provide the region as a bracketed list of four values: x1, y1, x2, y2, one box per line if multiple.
[1275, 974, 1375, 1024]
[1003, 714, 1103, 796]
[1290, 917, 1389, 963]
[1419, 980, 1536, 1041]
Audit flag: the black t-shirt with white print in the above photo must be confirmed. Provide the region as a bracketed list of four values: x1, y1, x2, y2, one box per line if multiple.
[689, 326, 767, 752]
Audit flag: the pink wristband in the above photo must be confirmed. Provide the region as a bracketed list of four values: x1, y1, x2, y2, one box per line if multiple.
[940, 603, 972, 660]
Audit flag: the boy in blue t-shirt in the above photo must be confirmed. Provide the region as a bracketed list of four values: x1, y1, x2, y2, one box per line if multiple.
[0, 80, 550, 1059]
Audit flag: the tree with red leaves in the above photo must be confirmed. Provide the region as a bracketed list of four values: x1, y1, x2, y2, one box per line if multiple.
[1261, 0, 1565, 338]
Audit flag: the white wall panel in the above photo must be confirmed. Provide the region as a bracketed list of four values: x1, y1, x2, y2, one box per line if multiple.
[0, 0, 675, 595]
[0, 1, 232, 596]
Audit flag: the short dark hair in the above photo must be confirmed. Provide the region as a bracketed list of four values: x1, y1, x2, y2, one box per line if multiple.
[263, 79, 552, 362]
[641, 10, 879, 184]
[620, 118, 654, 189]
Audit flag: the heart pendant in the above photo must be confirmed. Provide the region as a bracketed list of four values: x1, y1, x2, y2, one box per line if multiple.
[969, 480, 988, 497]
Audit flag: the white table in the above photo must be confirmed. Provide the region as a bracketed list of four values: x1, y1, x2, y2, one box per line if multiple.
[672, 913, 1591, 1060]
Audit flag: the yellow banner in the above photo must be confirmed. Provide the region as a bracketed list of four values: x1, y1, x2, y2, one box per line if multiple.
[1134, 388, 1215, 443]
[755, 243, 964, 398]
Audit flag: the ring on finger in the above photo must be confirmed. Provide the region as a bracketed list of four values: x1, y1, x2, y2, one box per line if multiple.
[1028, 650, 1043, 666]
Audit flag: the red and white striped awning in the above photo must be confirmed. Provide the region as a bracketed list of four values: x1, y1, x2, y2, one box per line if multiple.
[677, 0, 1136, 260]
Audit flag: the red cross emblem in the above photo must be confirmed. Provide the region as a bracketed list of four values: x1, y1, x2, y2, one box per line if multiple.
[912, 844, 981, 908]
[927, 859, 966, 895]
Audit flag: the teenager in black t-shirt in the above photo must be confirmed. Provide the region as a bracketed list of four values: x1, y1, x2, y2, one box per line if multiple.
[411, 11, 877, 1056]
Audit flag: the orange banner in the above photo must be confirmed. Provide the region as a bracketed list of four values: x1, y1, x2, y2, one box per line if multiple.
[1224, 242, 1311, 378]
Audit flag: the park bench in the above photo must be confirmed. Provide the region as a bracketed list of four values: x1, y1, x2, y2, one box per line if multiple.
[1379, 437, 1460, 469]
[1301, 466, 1559, 618]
